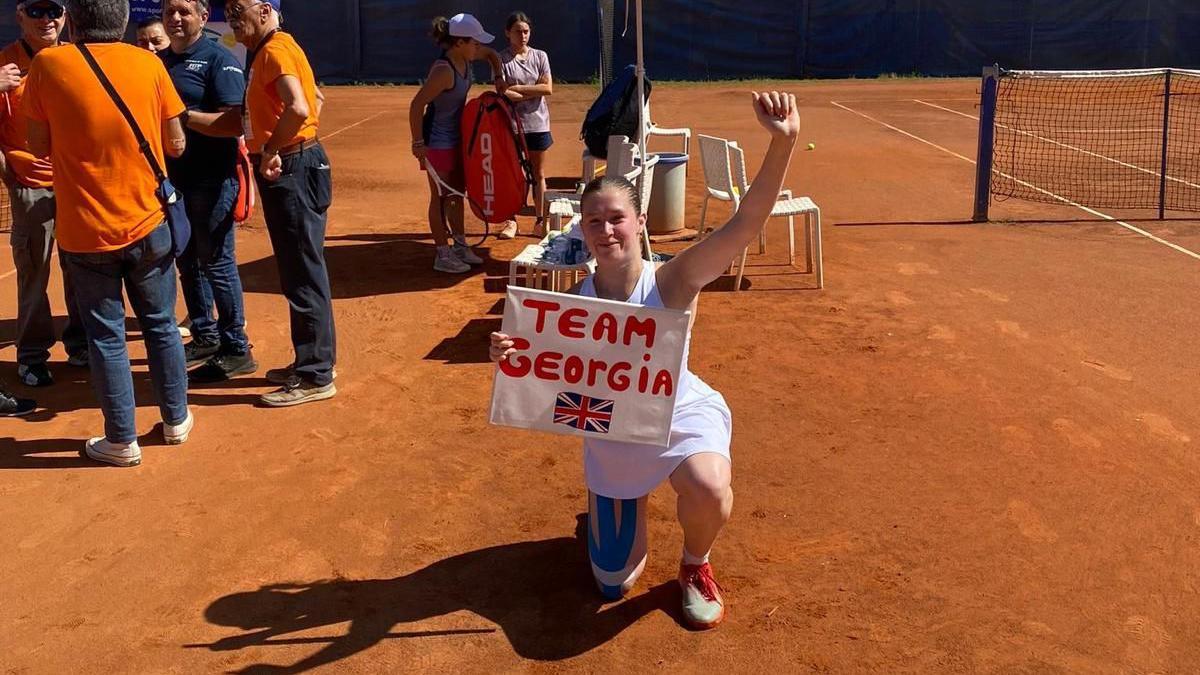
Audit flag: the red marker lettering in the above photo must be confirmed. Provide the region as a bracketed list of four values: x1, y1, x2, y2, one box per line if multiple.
[593, 312, 618, 344]
[497, 337, 532, 377]
[558, 307, 588, 339]
[608, 362, 631, 392]
[534, 351, 563, 380]
[652, 370, 674, 397]
[522, 298, 561, 334]
[563, 355, 585, 384]
[587, 359, 609, 387]
[623, 316, 656, 348]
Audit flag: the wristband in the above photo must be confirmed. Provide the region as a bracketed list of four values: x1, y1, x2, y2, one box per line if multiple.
[412, 140, 425, 148]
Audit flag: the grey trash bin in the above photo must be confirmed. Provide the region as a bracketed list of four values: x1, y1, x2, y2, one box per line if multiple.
[646, 152, 688, 234]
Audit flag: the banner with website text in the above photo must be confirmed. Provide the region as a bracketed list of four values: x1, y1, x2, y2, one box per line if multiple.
[130, 0, 245, 64]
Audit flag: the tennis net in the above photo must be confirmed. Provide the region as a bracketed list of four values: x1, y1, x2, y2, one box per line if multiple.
[974, 67, 1200, 220]
[597, 0, 615, 88]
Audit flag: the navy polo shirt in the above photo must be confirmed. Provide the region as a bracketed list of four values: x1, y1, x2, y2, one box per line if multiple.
[162, 36, 245, 185]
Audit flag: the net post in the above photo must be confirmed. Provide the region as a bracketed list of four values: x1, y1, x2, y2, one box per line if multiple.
[1159, 69, 1171, 220]
[973, 65, 1000, 222]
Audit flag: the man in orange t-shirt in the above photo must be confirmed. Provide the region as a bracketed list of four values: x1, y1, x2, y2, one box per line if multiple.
[24, 0, 192, 467]
[228, 0, 336, 408]
[1, 0, 87, 390]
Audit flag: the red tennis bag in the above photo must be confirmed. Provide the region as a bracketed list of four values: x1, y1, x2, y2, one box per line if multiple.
[461, 92, 533, 224]
[233, 138, 256, 224]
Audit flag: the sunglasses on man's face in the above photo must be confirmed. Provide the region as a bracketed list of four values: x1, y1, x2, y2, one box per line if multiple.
[226, 1, 265, 19]
[23, 4, 65, 20]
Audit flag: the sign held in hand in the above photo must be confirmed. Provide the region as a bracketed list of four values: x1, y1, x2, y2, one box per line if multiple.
[490, 286, 690, 447]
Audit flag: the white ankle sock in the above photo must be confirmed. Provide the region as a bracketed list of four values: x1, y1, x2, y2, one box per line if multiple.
[682, 547, 710, 566]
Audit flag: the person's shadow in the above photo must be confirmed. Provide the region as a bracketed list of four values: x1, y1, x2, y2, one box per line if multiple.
[190, 515, 681, 673]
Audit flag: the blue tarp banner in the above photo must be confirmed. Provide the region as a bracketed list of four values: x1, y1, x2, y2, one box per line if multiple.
[130, 0, 226, 22]
[0, 1, 1196, 81]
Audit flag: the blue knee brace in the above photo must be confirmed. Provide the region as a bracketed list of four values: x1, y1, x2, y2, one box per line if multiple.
[588, 494, 647, 600]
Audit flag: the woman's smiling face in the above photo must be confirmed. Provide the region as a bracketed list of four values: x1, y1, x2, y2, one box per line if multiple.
[581, 184, 644, 265]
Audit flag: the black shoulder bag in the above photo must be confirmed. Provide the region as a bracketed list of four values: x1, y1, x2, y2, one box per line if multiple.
[76, 43, 191, 258]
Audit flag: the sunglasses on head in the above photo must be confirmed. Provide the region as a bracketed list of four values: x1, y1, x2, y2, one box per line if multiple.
[23, 4, 64, 20]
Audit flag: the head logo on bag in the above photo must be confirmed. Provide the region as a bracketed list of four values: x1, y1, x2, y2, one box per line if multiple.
[462, 92, 532, 224]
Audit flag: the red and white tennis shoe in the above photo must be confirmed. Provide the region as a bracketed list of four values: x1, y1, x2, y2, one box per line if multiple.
[679, 562, 725, 630]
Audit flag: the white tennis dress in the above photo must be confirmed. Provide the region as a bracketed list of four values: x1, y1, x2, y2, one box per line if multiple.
[579, 262, 733, 499]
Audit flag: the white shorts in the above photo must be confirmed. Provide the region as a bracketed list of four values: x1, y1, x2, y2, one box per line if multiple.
[583, 376, 732, 499]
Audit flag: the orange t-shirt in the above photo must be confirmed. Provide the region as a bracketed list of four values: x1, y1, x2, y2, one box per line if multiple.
[0, 40, 53, 188]
[23, 43, 185, 253]
[244, 32, 319, 154]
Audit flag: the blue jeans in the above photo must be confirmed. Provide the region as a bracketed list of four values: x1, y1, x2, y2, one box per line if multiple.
[177, 177, 249, 354]
[61, 222, 188, 443]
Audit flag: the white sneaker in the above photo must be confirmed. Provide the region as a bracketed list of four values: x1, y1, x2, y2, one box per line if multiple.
[497, 220, 518, 239]
[434, 248, 471, 273]
[83, 437, 142, 467]
[163, 409, 194, 445]
[453, 243, 484, 266]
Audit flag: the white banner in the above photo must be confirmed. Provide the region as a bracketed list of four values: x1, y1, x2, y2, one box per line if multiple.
[130, 1, 246, 65]
[490, 286, 690, 447]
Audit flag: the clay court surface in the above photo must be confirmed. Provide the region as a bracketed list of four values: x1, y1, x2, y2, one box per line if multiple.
[3, 80, 1200, 673]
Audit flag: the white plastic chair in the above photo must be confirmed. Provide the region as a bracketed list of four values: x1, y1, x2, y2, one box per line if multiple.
[582, 121, 691, 183]
[697, 134, 738, 237]
[697, 134, 823, 290]
[508, 216, 596, 292]
[547, 135, 659, 231]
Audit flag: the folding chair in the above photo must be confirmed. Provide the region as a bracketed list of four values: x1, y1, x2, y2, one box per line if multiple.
[696, 135, 823, 290]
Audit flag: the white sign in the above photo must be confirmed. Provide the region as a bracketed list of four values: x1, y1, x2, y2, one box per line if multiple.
[490, 286, 690, 447]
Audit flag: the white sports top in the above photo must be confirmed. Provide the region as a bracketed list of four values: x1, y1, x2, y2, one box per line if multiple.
[579, 262, 732, 499]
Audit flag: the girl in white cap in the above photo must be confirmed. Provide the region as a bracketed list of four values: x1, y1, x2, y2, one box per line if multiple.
[408, 13, 506, 274]
[491, 92, 801, 630]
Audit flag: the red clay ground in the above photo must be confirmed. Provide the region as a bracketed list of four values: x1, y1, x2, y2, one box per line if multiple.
[3, 80, 1200, 673]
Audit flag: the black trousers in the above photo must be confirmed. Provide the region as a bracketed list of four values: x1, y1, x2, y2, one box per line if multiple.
[255, 143, 336, 387]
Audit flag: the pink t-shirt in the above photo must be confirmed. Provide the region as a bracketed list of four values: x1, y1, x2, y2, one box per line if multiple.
[500, 47, 551, 133]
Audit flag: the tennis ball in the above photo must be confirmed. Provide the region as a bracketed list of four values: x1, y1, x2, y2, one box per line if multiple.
[807, 142, 816, 151]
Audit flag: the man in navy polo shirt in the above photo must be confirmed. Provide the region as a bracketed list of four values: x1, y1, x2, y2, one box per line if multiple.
[161, 0, 255, 382]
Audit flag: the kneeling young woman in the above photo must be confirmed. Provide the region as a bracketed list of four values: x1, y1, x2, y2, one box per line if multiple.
[491, 92, 799, 630]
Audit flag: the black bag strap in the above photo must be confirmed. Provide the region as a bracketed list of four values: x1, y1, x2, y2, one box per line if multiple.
[244, 29, 279, 86]
[75, 43, 167, 184]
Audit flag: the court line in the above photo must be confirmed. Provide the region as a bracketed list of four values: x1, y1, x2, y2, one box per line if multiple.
[0, 109, 395, 283]
[323, 109, 391, 140]
[825, 97, 979, 105]
[830, 100, 1200, 262]
[912, 98, 1200, 191]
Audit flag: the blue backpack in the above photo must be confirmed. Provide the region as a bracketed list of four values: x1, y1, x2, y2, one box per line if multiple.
[580, 64, 651, 159]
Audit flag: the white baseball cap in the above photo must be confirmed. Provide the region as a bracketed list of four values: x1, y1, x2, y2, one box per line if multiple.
[448, 13, 495, 44]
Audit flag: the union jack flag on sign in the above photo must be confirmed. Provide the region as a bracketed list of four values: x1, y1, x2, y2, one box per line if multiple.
[553, 392, 614, 434]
